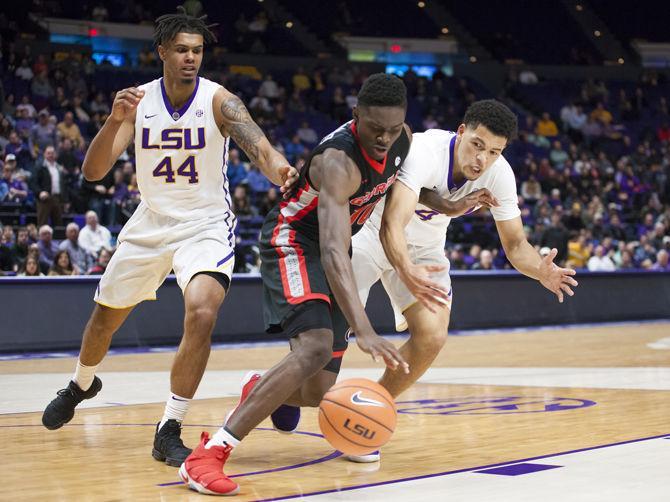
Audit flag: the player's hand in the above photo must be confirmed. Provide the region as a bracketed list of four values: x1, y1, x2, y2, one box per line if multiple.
[538, 248, 578, 303]
[355, 330, 409, 373]
[399, 263, 450, 313]
[447, 188, 499, 217]
[110, 87, 145, 123]
[277, 165, 299, 199]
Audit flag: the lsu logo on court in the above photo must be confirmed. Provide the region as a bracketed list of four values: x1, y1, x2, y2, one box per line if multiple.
[396, 396, 596, 415]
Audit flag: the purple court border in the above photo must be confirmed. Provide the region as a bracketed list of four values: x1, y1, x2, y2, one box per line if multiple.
[251, 432, 670, 501]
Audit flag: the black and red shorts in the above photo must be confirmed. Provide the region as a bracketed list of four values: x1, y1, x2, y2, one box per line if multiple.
[260, 205, 348, 372]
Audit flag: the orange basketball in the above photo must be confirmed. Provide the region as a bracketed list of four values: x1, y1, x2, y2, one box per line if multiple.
[318, 378, 397, 455]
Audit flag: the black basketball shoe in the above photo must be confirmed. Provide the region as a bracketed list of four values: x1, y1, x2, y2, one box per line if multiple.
[42, 376, 103, 430]
[152, 419, 192, 467]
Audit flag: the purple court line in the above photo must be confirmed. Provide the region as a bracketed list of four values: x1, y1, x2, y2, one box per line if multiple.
[158, 450, 342, 487]
[252, 431, 670, 501]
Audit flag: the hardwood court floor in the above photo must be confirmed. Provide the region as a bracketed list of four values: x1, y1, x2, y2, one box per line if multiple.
[1, 321, 669, 501]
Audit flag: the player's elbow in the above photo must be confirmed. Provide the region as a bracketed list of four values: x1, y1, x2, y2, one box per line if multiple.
[82, 170, 100, 182]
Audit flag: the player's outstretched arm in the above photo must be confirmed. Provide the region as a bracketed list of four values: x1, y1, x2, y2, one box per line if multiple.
[315, 150, 408, 373]
[380, 182, 450, 312]
[419, 187, 500, 217]
[496, 216, 579, 303]
[215, 88, 298, 195]
[82, 87, 141, 181]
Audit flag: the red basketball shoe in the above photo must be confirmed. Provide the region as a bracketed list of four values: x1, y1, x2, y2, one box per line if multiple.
[179, 432, 239, 495]
[225, 371, 261, 425]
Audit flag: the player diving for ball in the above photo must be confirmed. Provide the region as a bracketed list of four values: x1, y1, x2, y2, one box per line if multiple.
[274, 99, 579, 463]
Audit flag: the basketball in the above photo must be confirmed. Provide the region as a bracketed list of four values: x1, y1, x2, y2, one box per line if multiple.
[318, 378, 397, 455]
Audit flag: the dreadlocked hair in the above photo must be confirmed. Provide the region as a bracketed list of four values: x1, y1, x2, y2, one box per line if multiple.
[357, 73, 407, 108]
[153, 6, 218, 48]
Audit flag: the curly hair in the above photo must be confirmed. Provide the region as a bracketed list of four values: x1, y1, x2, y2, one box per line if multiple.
[463, 99, 518, 141]
[153, 6, 218, 48]
[357, 73, 407, 108]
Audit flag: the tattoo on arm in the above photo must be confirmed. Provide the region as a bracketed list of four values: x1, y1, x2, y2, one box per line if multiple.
[220, 95, 263, 162]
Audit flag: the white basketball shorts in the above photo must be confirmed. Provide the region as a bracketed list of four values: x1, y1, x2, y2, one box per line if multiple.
[352, 223, 452, 331]
[94, 202, 236, 308]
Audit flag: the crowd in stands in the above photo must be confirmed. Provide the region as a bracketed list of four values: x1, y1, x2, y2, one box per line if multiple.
[0, 37, 668, 276]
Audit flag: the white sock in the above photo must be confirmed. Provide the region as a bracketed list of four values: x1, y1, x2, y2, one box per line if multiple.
[159, 392, 191, 429]
[73, 360, 98, 391]
[206, 427, 241, 449]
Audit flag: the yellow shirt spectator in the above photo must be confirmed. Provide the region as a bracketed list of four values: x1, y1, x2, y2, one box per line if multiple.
[590, 103, 613, 125]
[57, 111, 84, 149]
[535, 112, 559, 137]
[292, 67, 311, 92]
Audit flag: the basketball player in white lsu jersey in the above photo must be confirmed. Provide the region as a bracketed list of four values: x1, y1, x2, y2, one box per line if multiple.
[42, 9, 298, 467]
[347, 99, 579, 462]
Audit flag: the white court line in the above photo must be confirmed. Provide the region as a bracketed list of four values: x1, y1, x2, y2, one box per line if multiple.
[2, 367, 670, 415]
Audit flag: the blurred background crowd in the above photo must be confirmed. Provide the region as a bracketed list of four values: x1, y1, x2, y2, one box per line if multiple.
[1, 0, 668, 276]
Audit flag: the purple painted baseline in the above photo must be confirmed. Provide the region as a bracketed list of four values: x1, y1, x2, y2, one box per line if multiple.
[252, 432, 670, 501]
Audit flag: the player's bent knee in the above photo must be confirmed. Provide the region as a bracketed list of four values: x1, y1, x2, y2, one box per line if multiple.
[295, 332, 333, 374]
[185, 305, 219, 332]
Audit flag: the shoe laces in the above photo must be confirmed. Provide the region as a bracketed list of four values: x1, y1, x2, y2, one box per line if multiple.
[56, 387, 77, 400]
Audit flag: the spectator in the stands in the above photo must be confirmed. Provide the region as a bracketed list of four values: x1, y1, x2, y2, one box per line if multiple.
[520, 174, 542, 202]
[48, 249, 78, 275]
[31, 70, 54, 106]
[590, 102, 613, 126]
[651, 250, 670, 271]
[587, 245, 615, 271]
[249, 89, 272, 119]
[89, 91, 110, 115]
[259, 186, 279, 216]
[59, 222, 93, 273]
[15, 58, 34, 81]
[330, 86, 349, 123]
[5, 131, 33, 173]
[1, 159, 29, 204]
[541, 212, 569, 264]
[463, 244, 481, 269]
[10, 227, 30, 271]
[535, 112, 559, 137]
[110, 168, 128, 225]
[284, 134, 305, 165]
[19, 255, 43, 276]
[226, 148, 247, 190]
[57, 111, 84, 149]
[87, 248, 112, 275]
[35, 145, 66, 226]
[472, 249, 495, 270]
[15, 107, 35, 138]
[30, 110, 57, 155]
[292, 66, 311, 93]
[37, 224, 59, 270]
[244, 163, 272, 194]
[232, 184, 257, 217]
[72, 94, 91, 124]
[258, 74, 280, 102]
[296, 120, 318, 146]
[78, 210, 112, 257]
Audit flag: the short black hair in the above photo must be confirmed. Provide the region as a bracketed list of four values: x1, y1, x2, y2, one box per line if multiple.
[357, 73, 407, 108]
[153, 7, 218, 48]
[463, 99, 518, 142]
